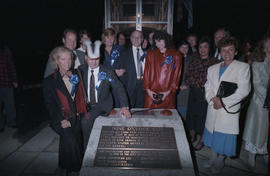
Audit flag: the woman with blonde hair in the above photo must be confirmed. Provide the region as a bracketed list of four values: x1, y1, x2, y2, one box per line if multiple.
[99, 28, 126, 108]
[43, 46, 88, 175]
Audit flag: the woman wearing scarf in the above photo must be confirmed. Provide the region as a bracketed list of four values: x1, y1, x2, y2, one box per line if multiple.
[43, 46, 87, 176]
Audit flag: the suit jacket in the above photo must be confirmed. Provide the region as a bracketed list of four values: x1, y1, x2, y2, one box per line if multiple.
[78, 64, 128, 118]
[44, 50, 86, 78]
[204, 60, 251, 134]
[43, 71, 79, 128]
[118, 47, 140, 98]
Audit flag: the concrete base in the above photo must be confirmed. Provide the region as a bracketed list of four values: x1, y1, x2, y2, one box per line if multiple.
[80, 109, 195, 176]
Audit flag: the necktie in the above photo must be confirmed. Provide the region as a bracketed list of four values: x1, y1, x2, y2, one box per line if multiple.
[90, 70, 96, 105]
[137, 48, 142, 78]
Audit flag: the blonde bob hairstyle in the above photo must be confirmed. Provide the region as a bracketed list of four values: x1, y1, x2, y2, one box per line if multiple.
[101, 28, 116, 44]
[49, 46, 73, 70]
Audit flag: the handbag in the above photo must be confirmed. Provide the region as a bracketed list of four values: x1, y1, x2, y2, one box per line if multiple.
[216, 81, 247, 114]
[216, 81, 237, 98]
[152, 93, 164, 104]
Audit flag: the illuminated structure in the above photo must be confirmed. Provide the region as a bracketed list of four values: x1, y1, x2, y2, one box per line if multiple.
[104, 0, 174, 34]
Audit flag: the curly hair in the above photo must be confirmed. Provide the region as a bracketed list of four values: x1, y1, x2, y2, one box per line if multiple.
[250, 35, 270, 62]
[198, 36, 211, 48]
[152, 30, 173, 48]
[177, 40, 192, 56]
[217, 36, 239, 51]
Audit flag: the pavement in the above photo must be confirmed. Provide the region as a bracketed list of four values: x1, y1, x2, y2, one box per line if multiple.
[0, 88, 269, 176]
[0, 123, 269, 176]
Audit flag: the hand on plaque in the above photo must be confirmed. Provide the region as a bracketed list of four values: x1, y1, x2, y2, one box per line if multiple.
[119, 107, 131, 119]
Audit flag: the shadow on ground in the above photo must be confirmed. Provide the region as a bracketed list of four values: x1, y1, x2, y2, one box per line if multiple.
[13, 88, 49, 143]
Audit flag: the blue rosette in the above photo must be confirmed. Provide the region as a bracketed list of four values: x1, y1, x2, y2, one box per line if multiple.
[96, 71, 115, 90]
[69, 74, 80, 96]
[110, 49, 120, 66]
[140, 51, 146, 62]
[161, 55, 176, 70]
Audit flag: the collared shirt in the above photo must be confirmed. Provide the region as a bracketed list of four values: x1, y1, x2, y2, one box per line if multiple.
[87, 66, 99, 102]
[132, 45, 145, 79]
[0, 52, 17, 88]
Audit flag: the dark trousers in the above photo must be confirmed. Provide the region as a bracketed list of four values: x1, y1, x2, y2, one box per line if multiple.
[0, 88, 16, 129]
[112, 90, 120, 108]
[186, 87, 208, 134]
[130, 79, 145, 108]
[81, 117, 95, 152]
[51, 117, 83, 172]
[81, 104, 108, 152]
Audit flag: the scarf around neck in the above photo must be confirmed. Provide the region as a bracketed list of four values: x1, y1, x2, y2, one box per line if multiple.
[53, 70, 90, 119]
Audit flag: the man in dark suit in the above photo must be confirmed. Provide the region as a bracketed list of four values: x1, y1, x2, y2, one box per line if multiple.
[119, 30, 146, 108]
[78, 40, 131, 150]
[44, 29, 86, 78]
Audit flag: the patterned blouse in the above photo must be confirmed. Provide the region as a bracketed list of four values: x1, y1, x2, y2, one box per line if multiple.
[185, 56, 219, 89]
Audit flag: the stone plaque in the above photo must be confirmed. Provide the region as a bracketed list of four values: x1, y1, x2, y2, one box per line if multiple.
[94, 126, 181, 169]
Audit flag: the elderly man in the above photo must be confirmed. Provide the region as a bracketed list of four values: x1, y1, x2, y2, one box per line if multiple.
[213, 28, 230, 60]
[44, 29, 86, 78]
[78, 40, 131, 151]
[119, 30, 146, 108]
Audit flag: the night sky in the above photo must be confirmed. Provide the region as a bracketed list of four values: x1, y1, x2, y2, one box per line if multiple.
[1, 0, 269, 85]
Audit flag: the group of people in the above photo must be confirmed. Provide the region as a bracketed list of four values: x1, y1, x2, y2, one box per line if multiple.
[41, 26, 270, 175]
[43, 28, 183, 175]
[176, 28, 270, 173]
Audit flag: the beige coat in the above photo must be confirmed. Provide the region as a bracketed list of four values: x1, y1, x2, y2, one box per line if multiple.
[204, 60, 251, 134]
[243, 61, 270, 149]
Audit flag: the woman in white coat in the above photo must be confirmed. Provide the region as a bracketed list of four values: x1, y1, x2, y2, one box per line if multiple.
[202, 36, 251, 174]
[243, 35, 270, 167]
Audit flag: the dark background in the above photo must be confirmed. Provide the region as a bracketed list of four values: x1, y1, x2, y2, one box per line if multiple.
[0, 0, 269, 85]
[0, 0, 269, 160]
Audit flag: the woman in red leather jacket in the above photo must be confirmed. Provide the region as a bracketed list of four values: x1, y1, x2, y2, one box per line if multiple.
[143, 30, 182, 109]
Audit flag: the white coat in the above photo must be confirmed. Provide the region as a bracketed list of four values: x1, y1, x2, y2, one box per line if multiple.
[204, 60, 251, 134]
[243, 60, 270, 150]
